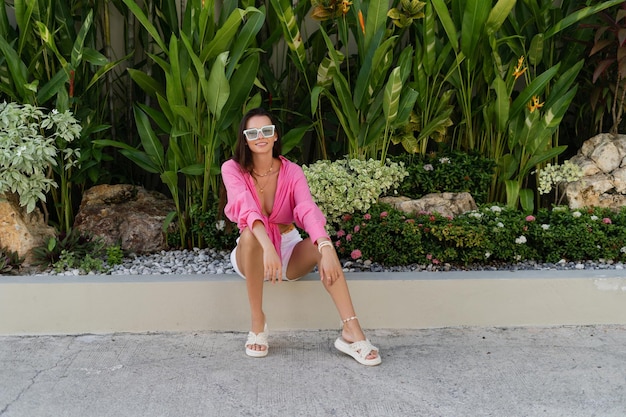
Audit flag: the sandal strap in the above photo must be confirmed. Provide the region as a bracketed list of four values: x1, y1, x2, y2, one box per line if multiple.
[246, 325, 268, 348]
[348, 339, 378, 359]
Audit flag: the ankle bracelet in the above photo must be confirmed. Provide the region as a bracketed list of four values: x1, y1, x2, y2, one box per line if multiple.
[342, 316, 358, 325]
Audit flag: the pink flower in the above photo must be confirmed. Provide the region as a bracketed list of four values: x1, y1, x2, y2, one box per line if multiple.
[380, 211, 388, 218]
[336, 230, 346, 238]
[350, 249, 362, 260]
[429, 215, 436, 222]
[525, 215, 536, 222]
[335, 241, 341, 247]
[354, 225, 360, 233]
[342, 214, 352, 221]
[346, 234, 352, 242]
[432, 259, 440, 265]
[426, 254, 433, 260]
[603, 217, 612, 224]
[364, 213, 372, 220]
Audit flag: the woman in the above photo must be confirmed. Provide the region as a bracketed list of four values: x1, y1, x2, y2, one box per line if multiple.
[221, 107, 381, 366]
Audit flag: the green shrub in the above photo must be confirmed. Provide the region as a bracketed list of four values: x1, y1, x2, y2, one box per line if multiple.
[394, 150, 496, 204]
[190, 196, 238, 251]
[332, 203, 626, 267]
[303, 158, 408, 226]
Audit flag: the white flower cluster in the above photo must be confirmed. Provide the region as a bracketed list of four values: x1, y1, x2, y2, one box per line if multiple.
[0, 102, 82, 213]
[303, 158, 408, 223]
[537, 160, 583, 195]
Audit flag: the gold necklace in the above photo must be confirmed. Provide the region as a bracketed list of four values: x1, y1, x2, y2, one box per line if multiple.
[252, 161, 273, 177]
[254, 173, 273, 193]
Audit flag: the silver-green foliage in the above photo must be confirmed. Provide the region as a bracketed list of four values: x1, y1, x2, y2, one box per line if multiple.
[0, 102, 81, 213]
[303, 158, 408, 224]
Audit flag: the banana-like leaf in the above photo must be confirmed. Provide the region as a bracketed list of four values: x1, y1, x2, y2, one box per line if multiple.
[36, 70, 68, 104]
[383, 67, 402, 123]
[510, 64, 560, 118]
[85, 54, 131, 92]
[545, 0, 624, 39]
[504, 179, 520, 208]
[528, 33, 544, 66]
[82, 48, 109, 66]
[269, 0, 307, 73]
[225, 7, 264, 78]
[70, 10, 93, 67]
[35, 22, 68, 67]
[355, 36, 396, 108]
[281, 125, 311, 155]
[423, 1, 436, 76]
[364, 0, 389, 52]
[202, 8, 244, 62]
[485, 0, 516, 37]
[218, 53, 260, 131]
[519, 188, 534, 213]
[492, 77, 509, 133]
[137, 103, 172, 133]
[543, 60, 583, 110]
[0, 34, 30, 100]
[118, 148, 161, 174]
[460, 0, 491, 60]
[122, 0, 167, 52]
[207, 51, 230, 120]
[134, 105, 165, 171]
[128, 69, 164, 98]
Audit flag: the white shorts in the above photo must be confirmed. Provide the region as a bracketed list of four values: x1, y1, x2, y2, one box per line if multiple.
[230, 228, 303, 281]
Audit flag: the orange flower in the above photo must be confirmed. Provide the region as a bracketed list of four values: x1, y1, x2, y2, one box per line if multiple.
[528, 95, 544, 113]
[358, 10, 365, 35]
[341, 0, 352, 14]
[512, 56, 527, 80]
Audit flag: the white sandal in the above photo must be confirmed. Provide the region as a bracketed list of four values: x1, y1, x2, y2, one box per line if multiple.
[245, 323, 269, 358]
[334, 316, 381, 366]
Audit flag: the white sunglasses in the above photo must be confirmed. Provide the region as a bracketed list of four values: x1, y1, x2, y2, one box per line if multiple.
[243, 125, 276, 141]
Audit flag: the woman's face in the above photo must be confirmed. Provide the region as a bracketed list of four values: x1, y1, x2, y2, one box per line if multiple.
[244, 115, 277, 156]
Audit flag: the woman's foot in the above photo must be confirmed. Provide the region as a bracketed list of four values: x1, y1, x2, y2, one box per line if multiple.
[336, 317, 381, 365]
[245, 323, 268, 358]
[246, 314, 268, 356]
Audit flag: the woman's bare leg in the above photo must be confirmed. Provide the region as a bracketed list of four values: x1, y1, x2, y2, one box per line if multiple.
[287, 239, 378, 360]
[236, 227, 267, 352]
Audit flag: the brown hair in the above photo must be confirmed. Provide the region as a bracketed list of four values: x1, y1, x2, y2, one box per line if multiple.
[232, 107, 282, 174]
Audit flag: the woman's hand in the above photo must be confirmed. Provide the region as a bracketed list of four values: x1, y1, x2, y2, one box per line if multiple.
[317, 242, 342, 285]
[263, 245, 283, 283]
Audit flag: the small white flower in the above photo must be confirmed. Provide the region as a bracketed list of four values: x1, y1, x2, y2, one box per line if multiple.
[514, 255, 522, 261]
[439, 157, 450, 164]
[423, 164, 434, 171]
[497, 222, 504, 228]
[620, 246, 626, 253]
[541, 224, 550, 230]
[590, 215, 598, 221]
[485, 252, 491, 259]
[490, 206, 502, 213]
[515, 235, 527, 244]
[572, 211, 582, 218]
[215, 220, 225, 231]
[52, 109, 59, 115]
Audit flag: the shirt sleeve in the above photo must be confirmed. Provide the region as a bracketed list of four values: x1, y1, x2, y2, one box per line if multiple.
[221, 159, 265, 232]
[289, 163, 330, 244]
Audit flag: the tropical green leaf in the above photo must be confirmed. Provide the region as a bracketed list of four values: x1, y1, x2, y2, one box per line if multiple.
[207, 51, 230, 120]
[70, 10, 93, 67]
[383, 67, 402, 122]
[269, 0, 307, 73]
[202, 8, 244, 62]
[281, 125, 311, 155]
[134, 105, 165, 171]
[510, 64, 560, 117]
[519, 188, 534, 213]
[460, 0, 491, 59]
[545, 0, 625, 39]
[128, 69, 164, 97]
[225, 6, 264, 78]
[485, 0, 516, 37]
[219, 53, 260, 131]
[364, 0, 388, 51]
[122, 0, 167, 52]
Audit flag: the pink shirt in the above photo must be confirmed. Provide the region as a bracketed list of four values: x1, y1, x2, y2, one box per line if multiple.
[222, 156, 329, 258]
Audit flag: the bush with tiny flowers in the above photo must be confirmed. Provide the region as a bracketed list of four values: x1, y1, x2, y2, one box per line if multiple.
[303, 157, 407, 226]
[331, 203, 626, 267]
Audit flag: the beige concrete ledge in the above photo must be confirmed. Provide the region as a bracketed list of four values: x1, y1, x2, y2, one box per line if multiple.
[1, 270, 626, 335]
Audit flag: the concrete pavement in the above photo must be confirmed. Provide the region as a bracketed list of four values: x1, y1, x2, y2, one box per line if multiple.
[1, 325, 625, 417]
